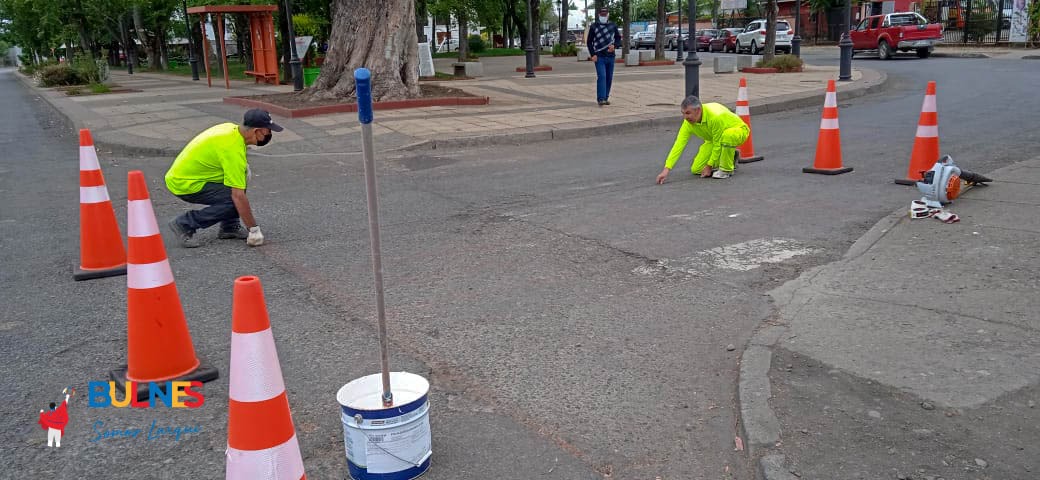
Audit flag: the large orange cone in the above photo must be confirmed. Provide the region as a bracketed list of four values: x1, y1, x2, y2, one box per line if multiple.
[735, 77, 764, 163]
[109, 170, 218, 400]
[75, 129, 127, 280]
[227, 276, 306, 480]
[803, 80, 853, 175]
[896, 81, 939, 185]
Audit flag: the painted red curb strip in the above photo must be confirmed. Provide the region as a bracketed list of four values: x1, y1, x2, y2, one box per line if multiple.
[223, 95, 490, 118]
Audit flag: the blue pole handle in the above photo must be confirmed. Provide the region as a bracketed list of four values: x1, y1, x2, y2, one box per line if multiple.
[354, 68, 373, 124]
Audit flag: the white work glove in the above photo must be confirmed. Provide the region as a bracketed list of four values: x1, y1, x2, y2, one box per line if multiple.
[246, 226, 264, 246]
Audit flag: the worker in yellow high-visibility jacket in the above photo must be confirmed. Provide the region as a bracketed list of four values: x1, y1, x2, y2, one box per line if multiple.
[656, 96, 749, 183]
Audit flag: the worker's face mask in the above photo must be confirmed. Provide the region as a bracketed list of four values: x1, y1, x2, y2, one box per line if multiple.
[256, 131, 273, 147]
[598, 15, 608, 24]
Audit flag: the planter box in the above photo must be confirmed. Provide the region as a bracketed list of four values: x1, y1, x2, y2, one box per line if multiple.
[625, 53, 640, 66]
[737, 55, 754, 70]
[452, 62, 483, 77]
[577, 47, 590, 61]
[713, 56, 737, 73]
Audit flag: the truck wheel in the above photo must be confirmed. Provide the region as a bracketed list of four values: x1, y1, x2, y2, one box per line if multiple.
[916, 47, 931, 58]
[878, 40, 892, 60]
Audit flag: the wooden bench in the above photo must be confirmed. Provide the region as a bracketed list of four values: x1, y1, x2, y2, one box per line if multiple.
[244, 70, 278, 85]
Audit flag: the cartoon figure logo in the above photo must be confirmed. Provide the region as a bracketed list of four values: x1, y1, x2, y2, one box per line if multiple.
[38, 387, 74, 447]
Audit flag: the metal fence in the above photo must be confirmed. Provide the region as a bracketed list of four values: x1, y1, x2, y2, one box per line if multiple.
[918, 0, 1015, 44]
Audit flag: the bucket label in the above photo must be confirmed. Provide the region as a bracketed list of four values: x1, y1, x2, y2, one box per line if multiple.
[342, 401, 432, 474]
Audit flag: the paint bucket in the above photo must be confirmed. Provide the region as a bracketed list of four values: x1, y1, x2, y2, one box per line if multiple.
[337, 371, 432, 479]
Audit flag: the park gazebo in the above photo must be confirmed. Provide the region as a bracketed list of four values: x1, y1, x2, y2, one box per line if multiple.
[186, 5, 279, 89]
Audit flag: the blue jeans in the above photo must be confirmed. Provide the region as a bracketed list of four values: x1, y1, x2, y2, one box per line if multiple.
[172, 182, 240, 232]
[594, 54, 615, 101]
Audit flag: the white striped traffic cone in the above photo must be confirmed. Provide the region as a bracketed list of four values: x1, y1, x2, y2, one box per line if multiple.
[736, 77, 764, 163]
[803, 80, 853, 175]
[896, 81, 940, 185]
[108, 170, 218, 401]
[75, 129, 126, 280]
[226, 276, 306, 480]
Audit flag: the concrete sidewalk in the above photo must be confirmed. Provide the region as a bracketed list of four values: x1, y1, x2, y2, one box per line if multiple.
[739, 157, 1040, 478]
[17, 54, 884, 157]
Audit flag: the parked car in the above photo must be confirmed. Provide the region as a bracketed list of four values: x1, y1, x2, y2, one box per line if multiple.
[691, 29, 718, 51]
[709, 28, 743, 53]
[735, 19, 793, 54]
[665, 27, 690, 50]
[850, 12, 943, 59]
[630, 30, 657, 49]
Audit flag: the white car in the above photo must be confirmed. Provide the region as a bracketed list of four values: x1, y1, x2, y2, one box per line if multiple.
[735, 19, 793, 54]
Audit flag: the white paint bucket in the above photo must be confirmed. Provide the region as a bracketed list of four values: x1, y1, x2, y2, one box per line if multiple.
[336, 372, 432, 480]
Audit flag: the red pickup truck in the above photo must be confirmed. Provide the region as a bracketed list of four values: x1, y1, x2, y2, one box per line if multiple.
[850, 12, 943, 59]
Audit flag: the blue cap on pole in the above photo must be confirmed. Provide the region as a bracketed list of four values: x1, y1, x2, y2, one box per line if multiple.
[354, 68, 373, 125]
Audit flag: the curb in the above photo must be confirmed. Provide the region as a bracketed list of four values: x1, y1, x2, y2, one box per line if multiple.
[399, 68, 889, 152]
[737, 179, 993, 479]
[931, 52, 990, 58]
[223, 94, 491, 119]
[19, 66, 888, 157]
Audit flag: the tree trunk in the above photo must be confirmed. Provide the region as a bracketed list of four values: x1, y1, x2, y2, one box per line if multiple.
[507, 0, 528, 49]
[764, 0, 777, 62]
[530, 0, 541, 65]
[132, 6, 157, 69]
[457, 8, 470, 61]
[655, 0, 666, 59]
[309, 0, 419, 100]
[622, 0, 631, 57]
[277, 2, 291, 84]
[559, 0, 569, 46]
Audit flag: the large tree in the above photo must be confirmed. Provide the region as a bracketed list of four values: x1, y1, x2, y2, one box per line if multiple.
[763, 0, 777, 61]
[654, 0, 665, 59]
[310, 0, 419, 100]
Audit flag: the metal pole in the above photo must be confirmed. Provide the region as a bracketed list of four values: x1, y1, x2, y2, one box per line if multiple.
[682, 0, 701, 97]
[354, 68, 393, 408]
[676, 0, 684, 62]
[285, 0, 304, 91]
[792, 0, 802, 57]
[525, 0, 536, 77]
[182, 0, 199, 80]
[838, 0, 852, 81]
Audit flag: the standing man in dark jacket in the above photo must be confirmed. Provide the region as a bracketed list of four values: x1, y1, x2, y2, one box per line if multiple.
[587, 7, 622, 106]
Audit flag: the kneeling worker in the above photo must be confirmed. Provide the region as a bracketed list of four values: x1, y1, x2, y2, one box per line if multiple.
[655, 96, 749, 183]
[165, 108, 281, 247]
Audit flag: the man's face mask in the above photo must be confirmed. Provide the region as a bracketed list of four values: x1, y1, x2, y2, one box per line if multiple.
[598, 15, 608, 24]
[256, 131, 273, 147]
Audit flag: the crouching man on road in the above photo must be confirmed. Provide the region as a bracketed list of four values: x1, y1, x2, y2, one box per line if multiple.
[165, 108, 281, 248]
[656, 96, 749, 183]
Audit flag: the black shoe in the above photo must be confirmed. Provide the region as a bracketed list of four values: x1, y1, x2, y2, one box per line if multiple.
[217, 222, 249, 240]
[604, 100, 611, 105]
[168, 219, 200, 248]
[597, 99, 605, 106]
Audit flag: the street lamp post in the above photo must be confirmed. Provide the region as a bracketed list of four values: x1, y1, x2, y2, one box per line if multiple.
[682, 0, 701, 97]
[838, 0, 852, 80]
[792, 0, 802, 57]
[284, 0, 304, 91]
[525, 0, 537, 77]
[676, 0, 684, 62]
[182, 0, 199, 80]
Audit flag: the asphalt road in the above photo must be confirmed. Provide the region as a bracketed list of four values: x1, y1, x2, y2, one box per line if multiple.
[1, 52, 1037, 479]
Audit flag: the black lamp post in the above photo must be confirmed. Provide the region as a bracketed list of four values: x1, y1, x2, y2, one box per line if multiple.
[682, 0, 701, 97]
[676, 0, 684, 62]
[284, 0, 304, 91]
[182, 0, 199, 80]
[792, 0, 802, 57]
[525, 0, 536, 77]
[838, 0, 852, 80]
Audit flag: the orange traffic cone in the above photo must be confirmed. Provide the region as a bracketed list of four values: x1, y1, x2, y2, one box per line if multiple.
[803, 80, 853, 175]
[227, 276, 306, 480]
[736, 77, 764, 163]
[75, 129, 127, 280]
[896, 81, 939, 185]
[109, 170, 217, 400]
